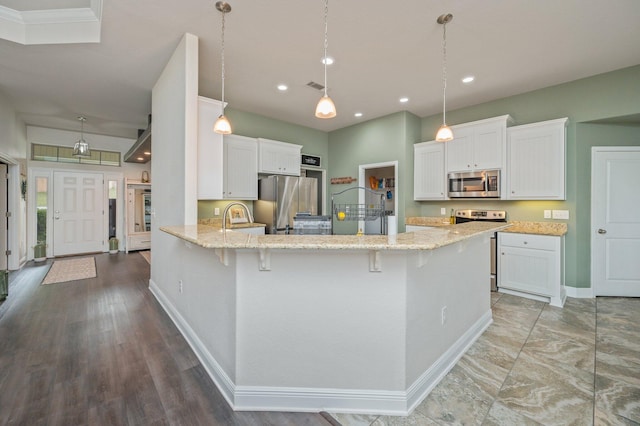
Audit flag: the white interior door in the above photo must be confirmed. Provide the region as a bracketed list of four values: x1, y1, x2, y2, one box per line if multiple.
[0, 164, 7, 270]
[592, 148, 640, 296]
[53, 171, 104, 256]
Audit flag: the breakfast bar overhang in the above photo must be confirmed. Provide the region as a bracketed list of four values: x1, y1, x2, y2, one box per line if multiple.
[151, 222, 509, 416]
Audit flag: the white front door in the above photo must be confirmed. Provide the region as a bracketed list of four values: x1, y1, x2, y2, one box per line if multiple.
[0, 164, 7, 270]
[53, 171, 104, 256]
[592, 147, 640, 296]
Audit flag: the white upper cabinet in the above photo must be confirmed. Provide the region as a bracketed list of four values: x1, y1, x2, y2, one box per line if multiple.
[197, 96, 257, 200]
[258, 138, 302, 176]
[506, 118, 567, 200]
[414, 141, 446, 200]
[224, 135, 258, 199]
[446, 115, 512, 173]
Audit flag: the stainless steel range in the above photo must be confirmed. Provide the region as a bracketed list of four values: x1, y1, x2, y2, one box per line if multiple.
[455, 209, 507, 292]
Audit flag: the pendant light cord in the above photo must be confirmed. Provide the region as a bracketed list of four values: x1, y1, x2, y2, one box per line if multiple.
[323, 0, 329, 97]
[220, 9, 226, 114]
[441, 21, 447, 125]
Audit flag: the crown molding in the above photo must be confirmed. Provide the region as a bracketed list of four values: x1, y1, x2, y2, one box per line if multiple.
[0, 0, 102, 44]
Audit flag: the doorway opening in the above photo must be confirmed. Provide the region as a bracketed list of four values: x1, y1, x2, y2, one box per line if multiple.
[301, 167, 326, 215]
[358, 161, 398, 235]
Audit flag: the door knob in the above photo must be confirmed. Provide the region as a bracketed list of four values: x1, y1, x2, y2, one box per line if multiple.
[597, 228, 607, 234]
[54, 210, 60, 220]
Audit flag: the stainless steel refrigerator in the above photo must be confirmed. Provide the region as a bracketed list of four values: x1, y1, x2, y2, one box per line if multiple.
[254, 175, 318, 234]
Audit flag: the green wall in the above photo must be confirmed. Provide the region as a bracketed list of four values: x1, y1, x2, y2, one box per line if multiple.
[198, 107, 330, 219]
[327, 111, 420, 234]
[418, 65, 640, 289]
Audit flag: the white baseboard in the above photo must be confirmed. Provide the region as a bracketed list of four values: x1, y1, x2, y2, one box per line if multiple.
[149, 279, 237, 407]
[405, 309, 493, 414]
[149, 280, 493, 416]
[565, 285, 594, 299]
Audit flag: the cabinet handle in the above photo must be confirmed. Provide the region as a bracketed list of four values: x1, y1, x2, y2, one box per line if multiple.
[597, 229, 607, 234]
[523, 241, 528, 245]
[501, 252, 504, 255]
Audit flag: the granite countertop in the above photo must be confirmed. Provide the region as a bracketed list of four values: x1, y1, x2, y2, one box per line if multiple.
[161, 221, 509, 251]
[198, 217, 266, 229]
[501, 221, 567, 236]
[405, 217, 453, 227]
[405, 217, 568, 236]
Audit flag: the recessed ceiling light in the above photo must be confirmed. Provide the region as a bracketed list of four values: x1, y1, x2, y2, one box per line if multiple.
[137, 157, 144, 161]
[462, 75, 475, 84]
[321, 57, 334, 65]
[144, 151, 151, 155]
[354, 112, 363, 118]
[277, 84, 288, 91]
[399, 97, 409, 103]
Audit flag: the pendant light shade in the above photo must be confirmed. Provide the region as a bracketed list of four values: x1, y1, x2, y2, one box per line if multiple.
[315, 0, 336, 119]
[214, 1, 232, 135]
[435, 124, 453, 142]
[435, 13, 453, 142]
[214, 115, 232, 134]
[315, 95, 336, 119]
[73, 116, 91, 157]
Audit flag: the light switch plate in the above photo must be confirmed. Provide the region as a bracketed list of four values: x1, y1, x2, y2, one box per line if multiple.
[441, 207, 446, 215]
[543, 210, 551, 219]
[214, 207, 220, 216]
[552, 209, 569, 220]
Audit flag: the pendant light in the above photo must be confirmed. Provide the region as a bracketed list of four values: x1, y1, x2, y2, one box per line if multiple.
[315, 0, 336, 119]
[73, 116, 91, 157]
[435, 13, 454, 142]
[213, 1, 232, 134]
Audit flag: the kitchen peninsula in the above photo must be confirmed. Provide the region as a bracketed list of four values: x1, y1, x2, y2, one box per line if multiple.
[153, 222, 509, 416]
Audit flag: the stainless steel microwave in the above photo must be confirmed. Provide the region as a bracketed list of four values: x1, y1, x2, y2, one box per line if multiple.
[448, 170, 500, 198]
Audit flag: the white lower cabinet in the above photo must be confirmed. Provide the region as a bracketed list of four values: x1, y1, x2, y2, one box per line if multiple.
[232, 226, 265, 235]
[498, 232, 565, 307]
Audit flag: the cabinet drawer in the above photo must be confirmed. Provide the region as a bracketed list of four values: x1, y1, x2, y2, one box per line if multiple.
[128, 233, 151, 250]
[499, 232, 557, 251]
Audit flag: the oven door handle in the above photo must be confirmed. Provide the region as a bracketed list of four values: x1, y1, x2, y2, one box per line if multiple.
[484, 175, 488, 193]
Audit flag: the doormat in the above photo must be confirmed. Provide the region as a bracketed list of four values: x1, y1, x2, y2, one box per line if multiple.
[139, 251, 150, 264]
[42, 257, 96, 285]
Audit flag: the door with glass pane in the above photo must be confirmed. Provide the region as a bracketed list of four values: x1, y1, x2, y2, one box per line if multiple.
[53, 171, 104, 256]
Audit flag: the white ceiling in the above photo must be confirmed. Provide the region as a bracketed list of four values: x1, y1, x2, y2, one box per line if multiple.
[1, 0, 640, 140]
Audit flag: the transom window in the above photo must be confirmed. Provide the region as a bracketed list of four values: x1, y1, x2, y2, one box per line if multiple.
[31, 143, 121, 167]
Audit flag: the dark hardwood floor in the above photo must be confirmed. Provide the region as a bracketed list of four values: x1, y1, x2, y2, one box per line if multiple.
[0, 253, 337, 426]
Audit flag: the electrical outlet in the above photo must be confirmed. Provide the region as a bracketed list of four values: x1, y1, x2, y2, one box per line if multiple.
[441, 207, 446, 215]
[178, 280, 183, 294]
[552, 210, 569, 220]
[441, 306, 447, 325]
[544, 210, 551, 219]
[214, 207, 220, 216]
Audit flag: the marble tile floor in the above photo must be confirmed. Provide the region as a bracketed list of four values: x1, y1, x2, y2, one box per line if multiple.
[330, 293, 640, 426]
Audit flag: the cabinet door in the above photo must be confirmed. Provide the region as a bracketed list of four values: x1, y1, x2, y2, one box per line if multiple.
[258, 138, 302, 176]
[499, 245, 556, 296]
[414, 141, 446, 200]
[224, 135, 258, 200]
[446, 126, 474, 172]
[507, 118, 567, 200]
[473, 121, 504, 170]
[197, 97, 225, 199]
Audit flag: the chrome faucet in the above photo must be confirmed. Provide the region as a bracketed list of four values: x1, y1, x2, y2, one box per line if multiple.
[222, 202, 254, 232]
